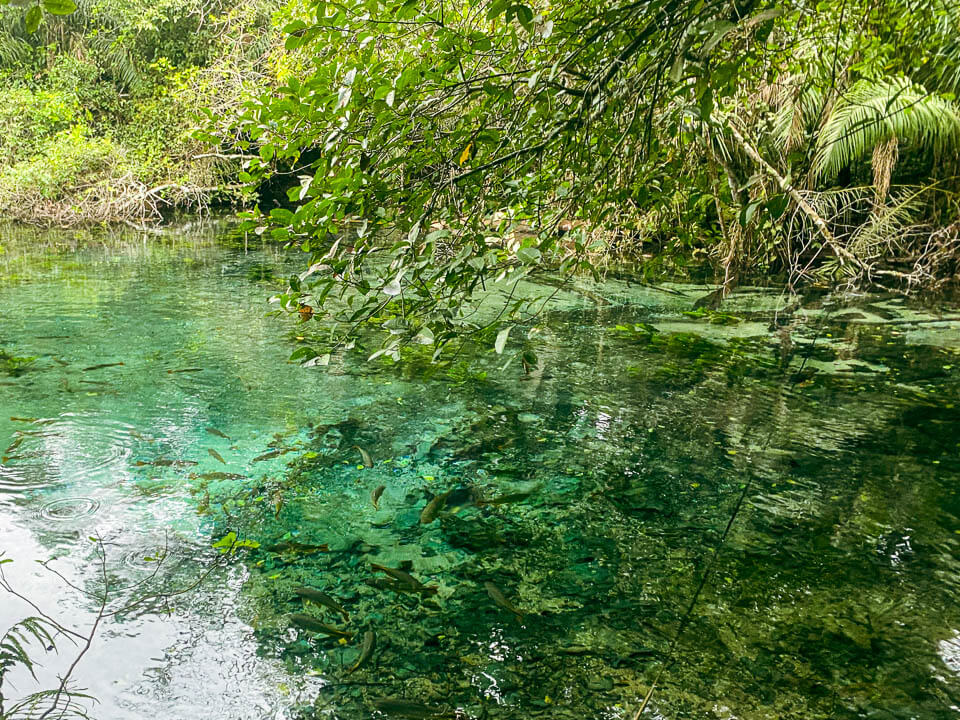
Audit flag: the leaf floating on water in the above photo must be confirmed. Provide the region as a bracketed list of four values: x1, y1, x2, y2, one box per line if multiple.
[207, 448, 226, 464]
[81, 362, 124, 371]
[353, 445, 373, 468]
[206, 427, 231, 440]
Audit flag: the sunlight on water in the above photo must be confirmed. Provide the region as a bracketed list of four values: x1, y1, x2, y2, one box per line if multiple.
[1, 220, 959, 719]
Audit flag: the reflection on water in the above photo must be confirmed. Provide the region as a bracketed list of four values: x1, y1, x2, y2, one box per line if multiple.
[1, 220, 959, 719]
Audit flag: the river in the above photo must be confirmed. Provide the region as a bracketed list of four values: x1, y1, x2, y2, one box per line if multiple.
[1, 220, 959, 719]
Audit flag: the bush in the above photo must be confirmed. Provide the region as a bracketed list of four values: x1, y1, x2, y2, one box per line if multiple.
[0, 86, 80, 163]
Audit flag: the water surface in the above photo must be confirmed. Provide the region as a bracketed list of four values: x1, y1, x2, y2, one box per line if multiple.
[1, 221, 959, 719]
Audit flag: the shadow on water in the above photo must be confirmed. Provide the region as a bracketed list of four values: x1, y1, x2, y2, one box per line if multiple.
[1, 219, 959, 719]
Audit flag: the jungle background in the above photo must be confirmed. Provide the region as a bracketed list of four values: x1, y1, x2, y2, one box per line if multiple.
[1, 0, 959, 355]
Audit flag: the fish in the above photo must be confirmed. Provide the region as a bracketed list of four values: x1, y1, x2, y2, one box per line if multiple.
[252, 449, 282, 462]
[370, 564, 438, 597]
[484, 582, 524, 621]
[419, 489, 454, 524]
[272, 489, 284, 518]
[10, 417, 37, 423]
[371, 698, 441, 718]
[206, 427, 231, 440]
[371, 484, 386, 510]
[134, 458, 198, 468]
[81, 362, 124, 371]
[166, 368, 203, 374]
[364, 577, 401, 592]
[189, 471, 247, 481]
[353, 445, 373, 468]
[293, 587, 350, 621]
[349, 630, 375, 673]
[265, 541, 329, 554]
[207, 448, 226, 464]
[476, 490, 537, 506]
[4, 437, 25, 455]
[289, 614, 353, 639]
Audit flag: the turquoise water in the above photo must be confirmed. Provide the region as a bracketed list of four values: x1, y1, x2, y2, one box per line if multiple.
[1, 221, 960, 719]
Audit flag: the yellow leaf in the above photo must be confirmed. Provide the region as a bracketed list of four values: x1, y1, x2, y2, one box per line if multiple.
[459, 142, 473, 166]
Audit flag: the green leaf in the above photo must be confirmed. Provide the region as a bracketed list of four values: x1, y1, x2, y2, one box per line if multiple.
[516, 246, 541, 264]
[486, 0, 510, 20]
[25, 5, 41, 32]
[494, 326, 511, 354]
[42, 0, 76, 14]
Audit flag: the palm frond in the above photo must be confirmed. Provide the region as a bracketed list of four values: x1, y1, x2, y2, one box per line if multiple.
[772, 83, 827, 152]
[89, 31, 140, 90]
[813, 76, 960, 181]
[0, 616, 57, 683]
[849, 186, 927, 258]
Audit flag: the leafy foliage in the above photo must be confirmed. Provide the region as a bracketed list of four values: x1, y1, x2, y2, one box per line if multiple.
[812, 77, 960, 181]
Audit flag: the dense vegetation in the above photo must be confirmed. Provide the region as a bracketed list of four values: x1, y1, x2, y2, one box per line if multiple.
[0, 0, 275, 223]
[2, 0, 960, 356]
[215, 0, 960, 364]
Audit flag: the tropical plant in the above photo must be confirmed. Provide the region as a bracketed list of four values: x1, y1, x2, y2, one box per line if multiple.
[812, 77, 960, 185]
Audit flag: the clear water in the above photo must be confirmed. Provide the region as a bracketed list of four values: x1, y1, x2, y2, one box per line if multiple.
[1, 220, 959, 720]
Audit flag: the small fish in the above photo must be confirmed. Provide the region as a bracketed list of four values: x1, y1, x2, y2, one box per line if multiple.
[353, 445, 373, 468]
[349, 630, 375, 673]
[364, 577, 403, 593]
[82, 362, 124, 371]
[371, 484, 386, 510]
[4, 437, 25, 455]
[166, 368, 203, 374]
[272, 489, 284, 519]
[477, 490, 537, 506]
[134, 458, 198, 468]
[293, 587, 350, 621]
[252, 449, 282, 462]
[289, 614, 352, 639]
[371, 698, 441, 718]
[420, 489, 454, 524]
[208, 448, 226, 464]
[265, 541, 329, 554]
[189, 471, 247, 481]
[370, 564, 438, 596]
[35, 335, 70, 339]
[484, 582, 524, 621]
[206, 427, 231, 440]
[10, 417, 37, 423]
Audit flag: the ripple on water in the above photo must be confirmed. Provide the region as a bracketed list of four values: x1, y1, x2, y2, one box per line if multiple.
[38, 496, 101, 521]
